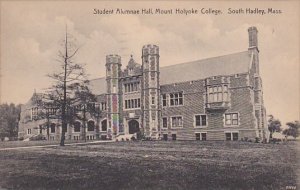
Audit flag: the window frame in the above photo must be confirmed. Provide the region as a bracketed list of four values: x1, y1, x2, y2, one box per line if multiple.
[162, 94, 167, 107]
[87, 120, 95, 132]
[208, 85, 229, 103]
[225, 131, 239, 141]
[124, 98, 141, 110]
[169, 92, 183, 107]
[194, 114, 207, 128]
[74, 122, 81, 133]
[50, 123, 56, 133]
[224, 113, 239, 126]
[170, 116, 183, 128]
[162, 117, 168, 129]
[195, 132, 207, 141]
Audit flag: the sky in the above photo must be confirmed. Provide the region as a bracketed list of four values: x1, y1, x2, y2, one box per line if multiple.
[0, 1, 299, 125]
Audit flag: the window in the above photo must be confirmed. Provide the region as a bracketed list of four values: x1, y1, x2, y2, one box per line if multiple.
[27, 129, 31, 134]
[74, 122, 81, 132]
[171, 116, 183, 128]
[162, 94, 167, 107]
[195, 133, 207, 140]
[124, 82, 140, 93]
[225, 113, 239, 126]
[225, 133, 231, 141]
[46, 108, 56, 115]
[163, 134, 168, 141]
[31, 107, 38, 120]
[232, 133, 238, 141]
[225, 132, 239, 141]
[50, 123, 56, 133]
[208, 85, 228, 102]
[162, 118, 168, 128]
[87, 120, 95, 131]
[170, 92, 183, 106]
[195, 115, 207, 127]
[151, 97, 155, 105]
[172, 134, 177, 140]
[125, 99, 141, 109]
[101, 120, 107, 132]
[101, 102, 107, 110]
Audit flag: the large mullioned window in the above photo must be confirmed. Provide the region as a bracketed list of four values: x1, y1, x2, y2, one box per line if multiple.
[170, 92, 183, 106]
[194, 115, 207, 127]
[225, 113, 239, 126]
[124, 82, 140, 93]
[125, 98, 141, 109]
[208, 85, 228, 103]
[171, 116, 183, 128]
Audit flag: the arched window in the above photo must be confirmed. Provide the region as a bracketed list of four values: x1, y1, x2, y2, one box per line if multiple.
[101, 120, 107, 132]
[87, 120, 95, 131]
[74, 121, 81, 132]
[50, 123, 56, 133]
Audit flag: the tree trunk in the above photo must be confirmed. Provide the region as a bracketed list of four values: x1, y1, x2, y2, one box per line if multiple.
[60, 29, 68, 146]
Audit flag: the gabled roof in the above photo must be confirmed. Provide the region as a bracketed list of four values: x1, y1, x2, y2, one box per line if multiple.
[89, 51, 253, 95]
[160, 51, 252, 85]
[89, 77, 107, 95]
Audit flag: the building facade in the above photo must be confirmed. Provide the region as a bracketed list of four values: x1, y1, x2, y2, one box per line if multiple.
[18, 26, 268, 141]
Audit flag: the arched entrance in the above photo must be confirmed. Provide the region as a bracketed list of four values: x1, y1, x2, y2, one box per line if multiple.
[128, 120, 141, 139]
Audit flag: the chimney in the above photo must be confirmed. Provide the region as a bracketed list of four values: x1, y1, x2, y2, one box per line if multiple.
[248, 26, 258, 51]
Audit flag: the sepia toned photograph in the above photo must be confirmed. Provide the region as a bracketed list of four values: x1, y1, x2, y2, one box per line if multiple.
[0, 1, 299, 189]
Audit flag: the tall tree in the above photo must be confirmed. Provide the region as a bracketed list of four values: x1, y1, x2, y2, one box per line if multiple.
[46, 28, 89, 146]
[0, 103, 21, 140]
[268, 115, 282, 138]
[283, 121, 300, 139]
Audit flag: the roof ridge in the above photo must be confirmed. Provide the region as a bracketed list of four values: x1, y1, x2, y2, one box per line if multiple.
[90, 77, 106, 81]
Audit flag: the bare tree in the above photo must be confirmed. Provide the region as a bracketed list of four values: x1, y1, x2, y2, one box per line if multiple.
[46, 28, 90, 146]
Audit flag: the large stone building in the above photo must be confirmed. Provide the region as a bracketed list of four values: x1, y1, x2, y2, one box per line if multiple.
[18, 26, 268, 141]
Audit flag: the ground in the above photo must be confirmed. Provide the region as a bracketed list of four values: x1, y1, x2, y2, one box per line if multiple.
[0, 141, 298, 190]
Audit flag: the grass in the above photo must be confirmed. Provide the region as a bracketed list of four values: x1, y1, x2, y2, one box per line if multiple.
[0, 139, 100, 148]
[0, 140, 298, 190]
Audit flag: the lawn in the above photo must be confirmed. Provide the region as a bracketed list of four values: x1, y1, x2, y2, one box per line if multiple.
[0, 141, 298, 190]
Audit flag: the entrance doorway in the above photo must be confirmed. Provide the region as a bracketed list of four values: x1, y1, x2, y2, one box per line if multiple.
[128, 120, 141, 139]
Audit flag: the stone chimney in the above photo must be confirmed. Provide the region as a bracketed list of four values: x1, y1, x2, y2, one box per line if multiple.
[248, 26, 258, 51]
[248, 26, 258, 50]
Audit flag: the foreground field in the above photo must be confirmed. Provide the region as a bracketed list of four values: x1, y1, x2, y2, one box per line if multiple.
[0, 141, 298, 190]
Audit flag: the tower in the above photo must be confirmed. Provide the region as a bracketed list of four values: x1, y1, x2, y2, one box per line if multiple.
[141, 44, 160, 139]
[248, 26, 267, 141]
[106, 54, 122, 139]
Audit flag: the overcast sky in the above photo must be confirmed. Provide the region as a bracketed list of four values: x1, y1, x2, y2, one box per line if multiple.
[0, 1, 299, 125]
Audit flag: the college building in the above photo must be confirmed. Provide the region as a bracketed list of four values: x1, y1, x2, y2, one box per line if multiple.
[18, 26, 269, 141]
